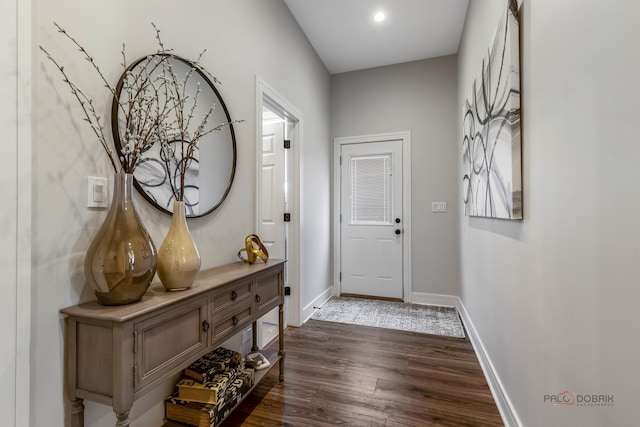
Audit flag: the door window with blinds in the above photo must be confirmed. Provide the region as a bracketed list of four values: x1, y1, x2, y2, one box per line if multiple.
[350, 154, 392, 224]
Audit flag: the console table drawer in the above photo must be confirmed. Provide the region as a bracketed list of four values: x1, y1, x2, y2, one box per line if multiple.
[211, 303, 252, 342]
[255, 269, 283, 317]
[211, 279, 252, 313]
[134, 297, 208, 391]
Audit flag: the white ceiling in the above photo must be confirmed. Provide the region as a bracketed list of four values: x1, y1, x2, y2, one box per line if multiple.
[284, 0, 469, 74]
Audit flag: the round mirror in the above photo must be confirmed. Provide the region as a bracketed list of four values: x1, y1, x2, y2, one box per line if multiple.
[111, 54, 237, 217]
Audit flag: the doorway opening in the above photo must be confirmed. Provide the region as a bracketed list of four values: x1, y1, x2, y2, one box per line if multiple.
[333, 132, 412, 302]
[255, 77, 303, 347]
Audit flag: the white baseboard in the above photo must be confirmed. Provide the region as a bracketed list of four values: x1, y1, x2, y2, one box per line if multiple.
[457, 299, 522, 427]
[411, 291, 460, 308]
[301, 286, 333, 324]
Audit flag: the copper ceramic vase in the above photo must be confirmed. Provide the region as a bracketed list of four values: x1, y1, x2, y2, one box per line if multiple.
[157, 200, 201, 291]
[84, 172, 157, 305]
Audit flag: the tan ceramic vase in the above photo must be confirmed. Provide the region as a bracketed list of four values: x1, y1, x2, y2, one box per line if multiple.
[157, 200, 201, 291]
[84, 172, 157, 305]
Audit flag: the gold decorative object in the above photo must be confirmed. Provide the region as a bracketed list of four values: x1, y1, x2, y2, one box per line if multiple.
[157, 201, 202, 291]
[237, 234, 269, 264]
[84, 172, 157, 305]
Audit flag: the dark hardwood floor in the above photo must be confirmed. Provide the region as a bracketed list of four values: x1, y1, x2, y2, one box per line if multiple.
[223, 319, 503, 427]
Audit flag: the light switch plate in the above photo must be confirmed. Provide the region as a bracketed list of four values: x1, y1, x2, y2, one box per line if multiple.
[87, 176, 108, 208]
[431, 202, 447, 213]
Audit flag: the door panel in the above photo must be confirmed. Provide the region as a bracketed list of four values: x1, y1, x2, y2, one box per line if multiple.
[340, 140, 403, 299]
[376, 238, 393, 279]
[347, 237, 366, 277]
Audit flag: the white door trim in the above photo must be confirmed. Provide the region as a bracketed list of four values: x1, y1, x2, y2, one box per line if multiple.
[255, 76, 303, 326]
[333, 132, 412, 301]
[7, 0, 32, 423]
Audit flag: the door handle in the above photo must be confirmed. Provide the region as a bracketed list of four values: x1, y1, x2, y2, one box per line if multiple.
[395, 229, 401, 235]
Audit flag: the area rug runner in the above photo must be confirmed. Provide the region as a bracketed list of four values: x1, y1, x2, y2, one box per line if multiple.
[311, 296, 465, 338]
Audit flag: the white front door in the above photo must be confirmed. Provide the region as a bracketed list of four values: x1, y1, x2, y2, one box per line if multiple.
[340, 140, 404, 299]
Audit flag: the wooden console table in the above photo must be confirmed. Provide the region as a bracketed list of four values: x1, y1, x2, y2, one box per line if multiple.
[61, 259, 286, 427]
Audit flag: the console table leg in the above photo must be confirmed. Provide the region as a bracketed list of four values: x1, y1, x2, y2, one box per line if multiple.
[278, 303, 285, 381]
[70, 398, 84, 427]
[115, 410, 130, 427]
[251, 320, 259, 352]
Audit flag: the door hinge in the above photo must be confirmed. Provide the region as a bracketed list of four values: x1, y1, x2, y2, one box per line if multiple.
[133, 331, 137, 353]
[284, 213, 291, 222]
[133, 365, 138, 387]
[284, 139, 291, 149]
[339, 272, 342, 281]
[340, 156, 342, 165]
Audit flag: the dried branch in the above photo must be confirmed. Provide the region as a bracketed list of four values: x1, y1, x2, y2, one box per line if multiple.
[41, 23, 178, 173]
[41, 22, 243, 192]
[39, 44, 119, 172]
[153, 28, 243, 202]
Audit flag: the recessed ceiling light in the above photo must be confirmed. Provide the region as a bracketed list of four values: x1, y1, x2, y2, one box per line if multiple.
[374, 12, 385, 22]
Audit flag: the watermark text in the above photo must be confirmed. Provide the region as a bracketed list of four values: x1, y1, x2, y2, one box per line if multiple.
[544, 390, 614, 407]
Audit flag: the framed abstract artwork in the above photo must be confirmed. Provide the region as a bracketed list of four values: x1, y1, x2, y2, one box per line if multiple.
[462, 0, 522, 219]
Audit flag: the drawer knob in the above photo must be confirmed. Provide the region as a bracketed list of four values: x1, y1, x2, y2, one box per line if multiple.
[232, 316, 239, 326]
[202, 320, 210, 332]
[255, 294, 261, 303]
[231, 290, 238, 301]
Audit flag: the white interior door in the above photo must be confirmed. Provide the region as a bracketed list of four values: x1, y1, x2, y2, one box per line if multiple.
[258, 109, 287, 347]
[260, 118, 286, 259]
[257, 78, 303, 327]
[340, 140, 404, 300]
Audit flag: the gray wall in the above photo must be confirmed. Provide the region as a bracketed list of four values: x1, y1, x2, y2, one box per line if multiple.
[331, 56, 460, 298]
[33, 1, 331, 425]
[458, 0, 640, 425]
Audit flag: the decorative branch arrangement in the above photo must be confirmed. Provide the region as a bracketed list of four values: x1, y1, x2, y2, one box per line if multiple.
[40, 23, 176, 173]
[40, 22, 242, 196]
[152, 46, 243, 201]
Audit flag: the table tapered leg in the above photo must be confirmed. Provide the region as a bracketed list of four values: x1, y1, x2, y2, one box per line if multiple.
[278, 303, 285, 381]
[70, 398, 84, 427]
[115, 410, 130, 427]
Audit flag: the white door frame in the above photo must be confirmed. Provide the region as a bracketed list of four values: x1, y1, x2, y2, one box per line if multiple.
[3, 0, 32, 424]
[255, 76, 302, 326]
[333, 132, 412, 301]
